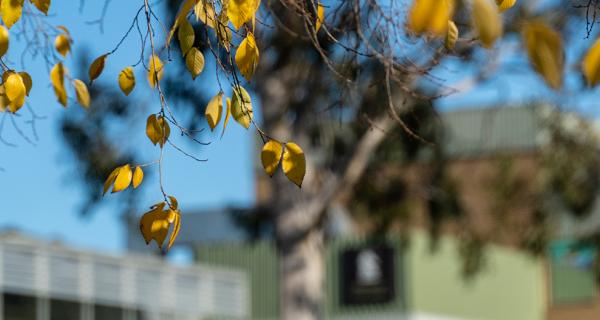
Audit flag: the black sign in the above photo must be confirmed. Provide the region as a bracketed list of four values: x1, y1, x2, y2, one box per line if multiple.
[340, 244, 395, 305]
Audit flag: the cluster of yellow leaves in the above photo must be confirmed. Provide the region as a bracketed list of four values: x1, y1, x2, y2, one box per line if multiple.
[146, 114, 171, 147]
[0, 0, 49, 29]
[89, 55, 138, 96]
[167, 0, 267, 81]
[50, 61, 90, 108]
[177, 19, 206, 79]
[103, 164, 144, 194]
[409, 0, 515, 49]
[195, 0, 216, 28]
[139, 196, 181, 250]
[104, 166, 181, 251]
[261, 140, 306, 187]
[204, 86, 252, 135]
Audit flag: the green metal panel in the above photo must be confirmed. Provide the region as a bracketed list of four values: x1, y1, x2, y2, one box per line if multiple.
[197, 231, 546, 320]
[406, 231, 545, 320]
[197, 242, 278, 319]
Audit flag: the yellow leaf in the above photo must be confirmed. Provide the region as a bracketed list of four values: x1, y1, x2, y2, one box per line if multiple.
[148, 54, 164, 88]
[1, 0, 23, 29]
[408, 0, 454, 37]
[205, 92, 223, 131]
[178, 19, 195, 55]
[316, 3, 325, 32]
[282, 142, 306, 187]
[523, 21, 564, 90]
[582, 38, 600, 87]
[167, 0, 196, 47]
[235, 32, 259, 81]
[31, 0, 51, 14]
[185, 47, 205, 79]
[228, 0, 260, 30]
[5, 72, 25, 113]
[261, 140, 283, 177]
[5, 73, 24, 103]
[139, 202, 169, 247]
[216, 9, 232, 52]
[19, 71, 31, 96]
[472, 0, 502, 48]
[112, 164, 132, 193]
[132, 166, 144, 189]
[445, 20, 458, 49]
[103, 167, 120, 195]
[73, 79, 90, 109]
[89, 54, 107, 83]
[54, 34, 70, 57]
[194, 0, 216, 28]
[221, 97, 231, 138]
[231, 85, 253, 129]
[167, 210, 181, 250]
[0, 26, 9, 57]
[50, 62, 67, 107]
[496, 0, 516, 12]
[118, 66, 136, 96]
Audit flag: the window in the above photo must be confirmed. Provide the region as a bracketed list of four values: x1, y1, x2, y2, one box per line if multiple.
[4, 293, 36, 320]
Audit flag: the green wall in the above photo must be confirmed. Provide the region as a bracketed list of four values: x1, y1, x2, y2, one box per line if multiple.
[406, 232, 545, 320]
[197, 242, 279, 319]
[197, 231, 546, 320]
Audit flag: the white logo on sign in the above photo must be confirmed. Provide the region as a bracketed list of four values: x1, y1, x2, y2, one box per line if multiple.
[356, 249, 381, 285]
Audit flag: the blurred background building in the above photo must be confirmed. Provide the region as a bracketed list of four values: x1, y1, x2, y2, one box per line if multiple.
[0, 231, 248, 320]
[3, 106, 600, 320]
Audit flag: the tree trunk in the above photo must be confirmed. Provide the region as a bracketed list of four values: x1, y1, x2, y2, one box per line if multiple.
[277, 219, 325, 320]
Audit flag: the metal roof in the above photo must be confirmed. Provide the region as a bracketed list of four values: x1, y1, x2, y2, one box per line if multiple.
[441, 105, 542, 157]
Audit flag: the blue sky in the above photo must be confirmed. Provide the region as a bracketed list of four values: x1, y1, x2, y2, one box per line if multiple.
[0, 1, 254, 254]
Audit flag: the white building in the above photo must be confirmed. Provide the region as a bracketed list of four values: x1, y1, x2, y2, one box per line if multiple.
[0, 231, 249, 320]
